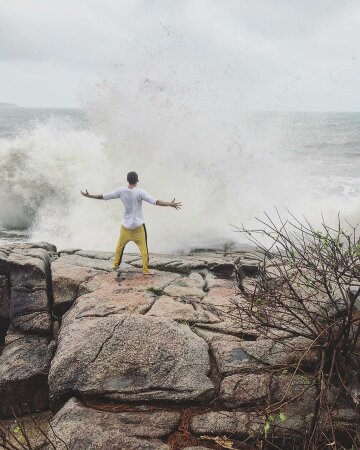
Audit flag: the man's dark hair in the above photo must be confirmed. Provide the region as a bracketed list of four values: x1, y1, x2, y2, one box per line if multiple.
[127, 171, 139, 184]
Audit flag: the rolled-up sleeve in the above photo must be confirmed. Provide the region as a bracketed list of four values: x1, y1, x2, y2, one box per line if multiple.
[141, 190, 157, 205]
[103, 188, 122, 201]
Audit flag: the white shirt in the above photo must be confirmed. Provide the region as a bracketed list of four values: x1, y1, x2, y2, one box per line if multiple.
[103, 187, 157, 230]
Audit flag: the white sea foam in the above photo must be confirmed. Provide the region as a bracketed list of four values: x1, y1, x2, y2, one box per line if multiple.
[1, 69, 360, 251]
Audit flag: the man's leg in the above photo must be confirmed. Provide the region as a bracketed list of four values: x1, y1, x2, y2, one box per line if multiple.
[133, 224, 150, 273]
[113, 225, 130, 269]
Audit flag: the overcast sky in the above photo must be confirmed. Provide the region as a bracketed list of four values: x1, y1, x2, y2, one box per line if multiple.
[0, 0, 359, 110]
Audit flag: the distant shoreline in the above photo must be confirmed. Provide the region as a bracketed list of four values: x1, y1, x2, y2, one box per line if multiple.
[0, 103, 18, 108]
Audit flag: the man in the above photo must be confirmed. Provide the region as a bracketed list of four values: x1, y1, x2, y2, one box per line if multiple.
[80, 171, 181, 275]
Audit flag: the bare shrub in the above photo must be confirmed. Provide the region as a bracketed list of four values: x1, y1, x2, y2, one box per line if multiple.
[234, 212, 360, 449]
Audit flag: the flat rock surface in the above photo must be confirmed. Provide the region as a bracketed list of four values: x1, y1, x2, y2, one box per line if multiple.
[42, 397, 179, 450]
[49, 313, 214, 404]
[52, 253, 113, 272]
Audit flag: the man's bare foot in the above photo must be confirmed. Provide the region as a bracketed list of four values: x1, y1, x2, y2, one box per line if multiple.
[143, 270, 155, 276]
[114, 269, 125, 280]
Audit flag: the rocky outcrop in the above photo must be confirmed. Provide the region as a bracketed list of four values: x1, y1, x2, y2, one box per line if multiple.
[0, 333, 55, 417]
[0, 242, 56, 335]
[49, 313, 214, 405]
[42, 397, 180, 450]
[0, 243, 56, 417]
[0, 243, 357, 449]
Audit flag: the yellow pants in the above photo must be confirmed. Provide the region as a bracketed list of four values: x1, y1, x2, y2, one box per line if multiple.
[113, 224, 149, 272]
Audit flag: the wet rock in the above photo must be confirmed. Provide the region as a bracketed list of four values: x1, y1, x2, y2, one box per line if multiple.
[41, 397, 178, 450]
[49, 314, 214, 405]
[0, 334, 55, 417]
[220, 373, 271, 407]
[191, 411, 265, 435]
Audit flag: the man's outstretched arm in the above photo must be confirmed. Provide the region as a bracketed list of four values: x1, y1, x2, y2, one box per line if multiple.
[156, 198, 182, 209]
[80, 190, 104, 200]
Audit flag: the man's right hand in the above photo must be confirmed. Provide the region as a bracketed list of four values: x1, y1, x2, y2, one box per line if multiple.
[169, 198, 182, 209]
[80, 189, 90, 197]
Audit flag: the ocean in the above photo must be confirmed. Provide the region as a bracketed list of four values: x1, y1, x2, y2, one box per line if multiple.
[1, 107, 360, 252]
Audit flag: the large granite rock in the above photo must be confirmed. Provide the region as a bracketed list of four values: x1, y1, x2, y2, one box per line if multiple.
[0, 334, 55, 417]
[0, 243, 55, 335]
[41, 397, 180, 450]
[49, 313, 214, 405]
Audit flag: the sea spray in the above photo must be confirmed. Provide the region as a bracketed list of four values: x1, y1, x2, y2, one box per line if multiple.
[1, 76, 360, 250]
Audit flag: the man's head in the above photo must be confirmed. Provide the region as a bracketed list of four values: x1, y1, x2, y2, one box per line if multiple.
[127, 171, 139, 185]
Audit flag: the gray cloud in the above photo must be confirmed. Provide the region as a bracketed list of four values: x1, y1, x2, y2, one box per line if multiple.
[0, 0, 359, 109]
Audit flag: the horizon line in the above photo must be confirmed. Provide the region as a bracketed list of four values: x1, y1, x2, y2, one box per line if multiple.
[1, 104, 360, 114]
